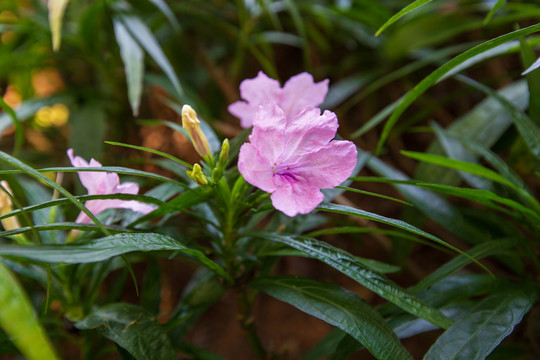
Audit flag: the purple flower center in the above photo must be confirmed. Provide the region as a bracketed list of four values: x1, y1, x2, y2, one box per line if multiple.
[272, 162, 297, 182]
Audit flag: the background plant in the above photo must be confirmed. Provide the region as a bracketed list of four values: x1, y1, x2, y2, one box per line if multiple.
[0, 0, 539, 359]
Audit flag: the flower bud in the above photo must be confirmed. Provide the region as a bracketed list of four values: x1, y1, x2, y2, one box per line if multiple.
[212, 138, 229, 182]
[187, 164, 208, 186]
[0, 181, 21, 232]
[182, 105, 212, 161]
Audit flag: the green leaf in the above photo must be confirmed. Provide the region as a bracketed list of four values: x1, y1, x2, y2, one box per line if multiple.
[406, 181, 540, 221]
[360, 152, 487, 242]
[105, 141, 192, 169]
[401, 151, 517, 189]
[424, 284, 537, 360]
[256, 233, 453, 329]
[375, 0, 433, 36]
[114, 3, 182, 96]
[0, 233, 230, 281]
[146, 0, 180, 31]
[484, 0, 506, 25]
[377, 23, 540, 153]
[0, 151, 110, 236]
[47, 0, 70, 51]
[76, 303, 177, 360]
[113, 19, 144, 116]
[317, 202, 485, 264]
[336, 186, 412, 206]
[0, 166, 186, 189]
[0, 95, 22, 155]
[412, 239, 519, 294]
[69, 104, 106, 162]
[455, 75, 540, 161]
[519, 33, 540, 124]
[522, 56, 540, 76]
[0, 262, 59, 360]
[251, 276, 413, 360]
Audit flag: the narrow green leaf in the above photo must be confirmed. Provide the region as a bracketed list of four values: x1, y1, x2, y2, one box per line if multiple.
[146, 0, 180, 31]
[318, 202, 484, 263]
[251, 276, 413, 360]
[47, 0, 70, 51]
[519, 33, 540, 124]
[105, 141, 192, 169]
[76, 303, 176, 360]
[113, 19, 144, 116]
[337, 186, 412, 206]
[522, 56, 540, 75]
[359, 153, 487, 242]
[0, 96, 22, 155]
[401, 151, 517, 189]
[0, 166, 187, 188]
[115, 8, 182, 96]
[424, 284, 537, 360]
[412, 239, 519, 294]
[129, 187, 212, 226]
[256, 233, 453, 329]
[375, 0, 433, 36]
[455, 75, 540, 161]
[377, 23, 540, 153]
[0, 151, 110, 236]
[484, 0, 506, 25]
[0, 233, 230, 281]
[0, 262, 59, 360]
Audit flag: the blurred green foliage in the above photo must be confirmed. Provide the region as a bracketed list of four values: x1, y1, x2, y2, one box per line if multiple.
[1, 0, 540, 359]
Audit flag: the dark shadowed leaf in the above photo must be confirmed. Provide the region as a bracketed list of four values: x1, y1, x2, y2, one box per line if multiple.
[256, 233, 453, 329]
[424, 284, 537, 360]
[76, 303, 176, 360]
[0, 233, 229, 281]
[251, 276, 413, 360]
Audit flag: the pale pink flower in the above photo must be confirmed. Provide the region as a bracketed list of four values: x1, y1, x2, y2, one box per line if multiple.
[238, 104, 357, 217]
[228, 71, 329, 128]
[67, 149, 156, 223]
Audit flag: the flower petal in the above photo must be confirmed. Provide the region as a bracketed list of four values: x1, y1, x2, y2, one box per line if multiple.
[281, 72, 329, 119]
[67, 149, 120, 195]
[295, 140, 357, 188]
[270, 175, 324, 216]
[280, 108, 339, 162]
[249, 104, 287, 162]
[230, 71, 282, 128]
[228, 101, 257, 128]
[239, 71, 281, 106]
[115, 182, 140, 195]
[238, 143, 275, 193]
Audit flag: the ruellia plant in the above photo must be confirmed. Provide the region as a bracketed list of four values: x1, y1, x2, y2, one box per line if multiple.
[1, 0, 540, 359]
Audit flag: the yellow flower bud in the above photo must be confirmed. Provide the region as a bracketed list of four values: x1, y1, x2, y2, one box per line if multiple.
[0, 181, 21, 232]
[182, 105, 212, 161]
[187, 164, 208, 186]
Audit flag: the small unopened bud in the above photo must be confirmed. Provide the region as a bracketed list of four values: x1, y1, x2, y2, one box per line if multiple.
[0, 181, 22, 232]
[212, 138, 230, 182]
[182, 105, 212, 161]
[187, 164, 208, 186]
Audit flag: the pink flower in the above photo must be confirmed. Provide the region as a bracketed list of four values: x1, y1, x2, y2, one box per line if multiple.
[228, 71, 329, 128]
[238, 105, 357, 217]
[67, 149, 156, 223]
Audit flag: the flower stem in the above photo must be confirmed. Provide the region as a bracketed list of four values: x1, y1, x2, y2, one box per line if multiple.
[236, 289, 269, 359]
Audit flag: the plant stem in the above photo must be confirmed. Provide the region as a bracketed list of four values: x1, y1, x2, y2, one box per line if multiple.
[236, 289, 269, 359]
